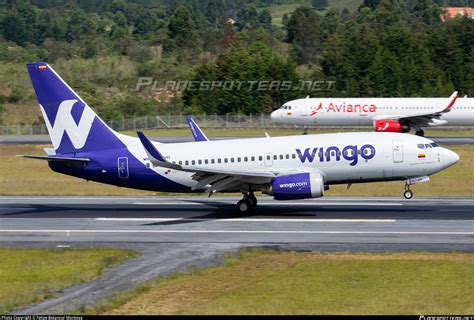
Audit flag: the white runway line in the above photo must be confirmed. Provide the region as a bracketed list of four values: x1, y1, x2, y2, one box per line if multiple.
[0, 229, 472, 235]
[132, 202, 404, 206]
[94, 218, 396, 223]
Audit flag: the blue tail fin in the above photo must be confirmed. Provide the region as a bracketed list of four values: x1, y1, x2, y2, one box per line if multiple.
[26, 62, 124, 154]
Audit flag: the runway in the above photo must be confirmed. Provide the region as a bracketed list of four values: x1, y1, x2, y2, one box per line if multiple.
[3, 195, 473, 314]
[1, 196, 473, 249]
[1, 135, 474, 145]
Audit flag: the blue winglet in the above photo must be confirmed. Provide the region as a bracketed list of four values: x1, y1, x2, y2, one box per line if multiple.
[137, 131, 166, 162]
[186, 117, 209, 142]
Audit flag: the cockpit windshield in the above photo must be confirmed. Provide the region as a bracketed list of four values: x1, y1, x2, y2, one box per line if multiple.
[280, 105, 292, 110]
[417, 142, 439, 149]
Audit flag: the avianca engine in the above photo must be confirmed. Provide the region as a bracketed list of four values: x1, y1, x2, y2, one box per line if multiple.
[270, 94, 473, 136]
[21, 63, 460, 213]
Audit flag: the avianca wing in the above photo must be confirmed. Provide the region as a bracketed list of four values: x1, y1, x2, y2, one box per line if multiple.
[21, 62, 460, 213]
[271, 93, 474, 136]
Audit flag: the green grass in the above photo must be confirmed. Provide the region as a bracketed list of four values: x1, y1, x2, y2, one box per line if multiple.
[262, 0, 363, 26]
[0, 143, 472, 196]
[122, 127, 474, 137]
[0, 247, 138, 314]
[103, 250, 474, 315]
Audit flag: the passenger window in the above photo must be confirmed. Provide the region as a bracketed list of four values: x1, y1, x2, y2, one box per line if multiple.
[292, 154, 296, 159]
[237, 157, 241, 162]
[279, 155, 283, 160]
[205, 159, 208, 164]
[192, 160, 195, 165]
[273, 155, 277, 160]
[218, 159, 222, 163]
[198, 160, 202, 164]
[185, 160, 189, 165]
[251, 156, 255, 161]
[231, 158, 235, 163]
[259, 156, 263, 161]
[211, 159, 215, 164]
[244, 157, 248, 162]
[286, 154, 289, 159]
[179, 161, 182, 165]
[224, 158, 228, 163]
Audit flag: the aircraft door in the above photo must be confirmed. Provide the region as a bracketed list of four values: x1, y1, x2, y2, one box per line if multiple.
[118, 157, 129, 179]
[264, 153, 273, 166]
[392, 140, 403, 163]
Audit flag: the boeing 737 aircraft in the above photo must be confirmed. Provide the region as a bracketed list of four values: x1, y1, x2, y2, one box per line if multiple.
[22, 63, 460, 212]
[271, 94, 474, 136]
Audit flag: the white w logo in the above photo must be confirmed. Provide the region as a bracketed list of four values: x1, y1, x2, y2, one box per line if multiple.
[40, 99, 96, 150]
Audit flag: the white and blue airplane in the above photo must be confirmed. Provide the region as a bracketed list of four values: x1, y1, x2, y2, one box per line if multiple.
[21, 62, 460, 213]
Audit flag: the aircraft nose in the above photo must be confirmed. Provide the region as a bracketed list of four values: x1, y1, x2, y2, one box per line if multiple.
[443, 148, 460, 168]
[270, 110, 280, 122]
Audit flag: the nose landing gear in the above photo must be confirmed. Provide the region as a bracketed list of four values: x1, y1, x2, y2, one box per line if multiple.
[404, 182, 413, 199]
[236, 192, 258, 213]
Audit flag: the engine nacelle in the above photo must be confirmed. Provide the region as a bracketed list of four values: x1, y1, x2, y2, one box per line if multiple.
[374, 120, 409, 133]
[262, 172, 324, 200]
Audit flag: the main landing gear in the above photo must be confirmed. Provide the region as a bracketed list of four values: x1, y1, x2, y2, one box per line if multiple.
[236, 192, 258, 213]
[303, 127, 309, 135]
[404, 182, 413, 199]
[415, 129, 425, 137]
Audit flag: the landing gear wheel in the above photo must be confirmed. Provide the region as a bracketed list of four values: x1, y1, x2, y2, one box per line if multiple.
[415, 129, 425, 137]
[404, 189, 413, 199]
[247, 194, 258, 208]
[303, 127, 308, 135]
[237, 199, 251, 213]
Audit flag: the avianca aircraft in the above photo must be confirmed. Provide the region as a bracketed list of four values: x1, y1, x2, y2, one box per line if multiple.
[270, 94, 474, 136]
[22, 63, 460, 212]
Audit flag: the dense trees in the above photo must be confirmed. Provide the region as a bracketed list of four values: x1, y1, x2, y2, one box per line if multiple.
[0, 0, 472, 124]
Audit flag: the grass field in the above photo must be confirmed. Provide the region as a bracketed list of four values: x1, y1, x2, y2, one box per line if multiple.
[0, 247, 137, 314]
[121, 127, 474, 137]
[0, 143, 472, 196]
[262, 0, 363, 26]
[103, 250, 474, 315]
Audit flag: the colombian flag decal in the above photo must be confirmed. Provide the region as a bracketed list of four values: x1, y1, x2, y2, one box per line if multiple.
[418, 153, 426, 159]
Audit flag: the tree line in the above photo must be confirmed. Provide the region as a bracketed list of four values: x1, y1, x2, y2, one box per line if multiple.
[0, 0, 472, 123]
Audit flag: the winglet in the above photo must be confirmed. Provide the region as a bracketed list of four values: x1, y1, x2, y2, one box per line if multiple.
[137, 131, 166, 162]
[443, 91, 458, 112]
[186, 117, 209, 142]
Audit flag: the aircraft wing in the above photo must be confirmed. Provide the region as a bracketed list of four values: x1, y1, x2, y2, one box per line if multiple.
[186, 117, 209, 142]
[137, 131, 275, 194]
[374, 91, 458, 127]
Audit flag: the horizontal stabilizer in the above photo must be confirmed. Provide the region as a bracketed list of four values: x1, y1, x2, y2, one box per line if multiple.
[17, 155, 90, 163]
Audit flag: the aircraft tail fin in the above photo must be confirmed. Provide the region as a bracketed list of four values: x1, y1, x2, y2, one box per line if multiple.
[26, 62, 124, 154]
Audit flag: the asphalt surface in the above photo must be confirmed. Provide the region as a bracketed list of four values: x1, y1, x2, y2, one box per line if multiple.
[2, 196, 473, 314]
[1, 135, 474, 145]
[1, 196, 473, 246]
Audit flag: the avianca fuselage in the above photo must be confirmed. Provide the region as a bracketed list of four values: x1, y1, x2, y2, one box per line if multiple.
[271, 95, 474, 135]
[23, 62, 460, 212]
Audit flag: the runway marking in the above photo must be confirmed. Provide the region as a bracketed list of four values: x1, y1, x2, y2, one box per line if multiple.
[132, 202, 404, 206]
[94, 218, 396, 223]
[0, 230, 472, 235]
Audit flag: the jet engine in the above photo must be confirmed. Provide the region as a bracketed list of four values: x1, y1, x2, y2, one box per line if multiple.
[262, 172, 324, 200]
[374, 120, 410, 133]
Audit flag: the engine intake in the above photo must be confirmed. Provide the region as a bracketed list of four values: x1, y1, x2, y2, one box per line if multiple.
[374, 120, 409, 133]
[262, 172, 324, 200]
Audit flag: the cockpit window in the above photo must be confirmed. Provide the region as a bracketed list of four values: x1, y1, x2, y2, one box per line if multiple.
[425, 144, 432, 148]
[417, 144, 425, 149]
[431, 143, 439, 147]
[281, 105, 292, 110]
